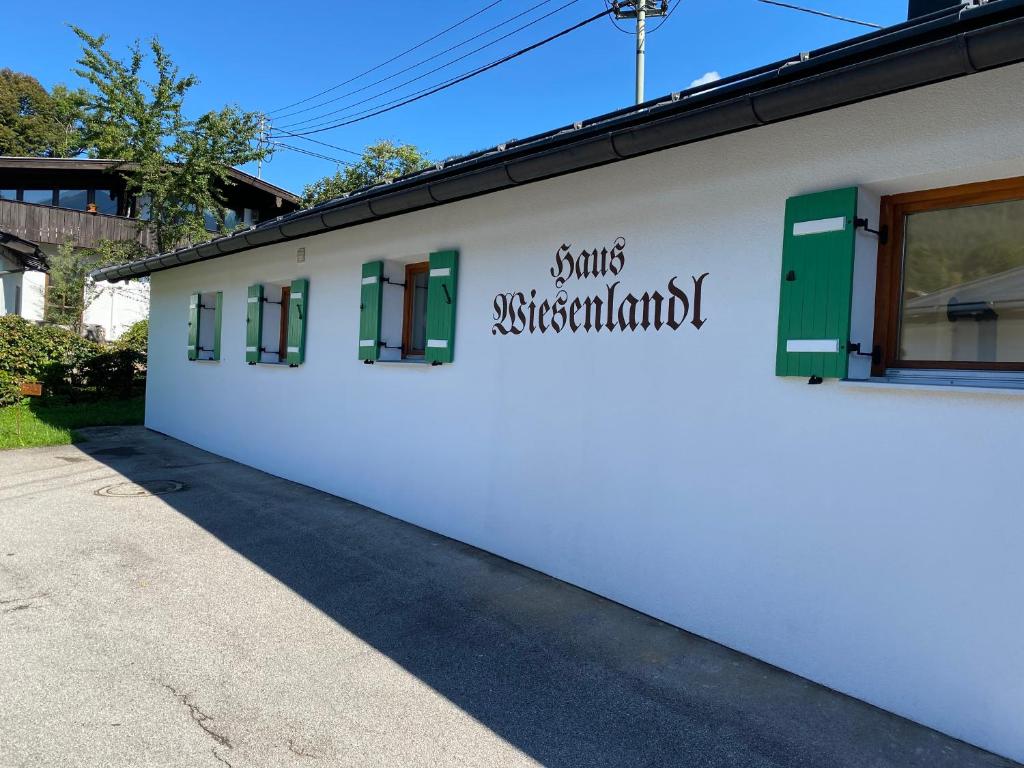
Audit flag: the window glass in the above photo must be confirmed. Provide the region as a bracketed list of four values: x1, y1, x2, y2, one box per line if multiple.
[0, 189, 16, 201]
[409, 268, 430, 354]
[203, 209, 218, 232]
[23, 189, 54, 205]
[136, 195, 152, 220]
[58, 189, 88, 210]
[95, 190, 118, 215]
[224, 209, 239, 230]
[899, 198, 1024, 363]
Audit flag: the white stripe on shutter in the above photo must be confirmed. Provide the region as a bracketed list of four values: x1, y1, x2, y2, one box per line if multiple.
[426, 339, 448, 348]
[792, 217, 846, 236]
[361, 276, 378, 285]
[359, 339, 375, 347]
[291, 293, 302, 300]
[287, 346, 299, 353]
[246, 346, 258, 352]
[786, 339, 840, 353]
[429, 268, 450, 277]
[247, 297, 260, 303]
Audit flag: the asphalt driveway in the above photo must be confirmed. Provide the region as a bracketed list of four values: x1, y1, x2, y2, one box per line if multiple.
[0, 426, 1016, 768]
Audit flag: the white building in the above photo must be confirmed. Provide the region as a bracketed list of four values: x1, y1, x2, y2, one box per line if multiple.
[0, 231, 47, 322]
[0, 231, 147, 340]
[82, 279, 151, 341]
[92, 3, 1024, 762]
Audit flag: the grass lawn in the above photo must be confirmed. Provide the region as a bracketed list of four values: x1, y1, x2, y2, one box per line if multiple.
[0, 396, 145, 450]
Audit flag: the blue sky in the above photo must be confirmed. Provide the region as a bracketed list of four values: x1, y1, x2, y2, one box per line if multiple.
[2, 0, 906, 195]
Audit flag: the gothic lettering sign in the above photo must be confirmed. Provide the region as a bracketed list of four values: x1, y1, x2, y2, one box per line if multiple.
[492, 237, 708, 335]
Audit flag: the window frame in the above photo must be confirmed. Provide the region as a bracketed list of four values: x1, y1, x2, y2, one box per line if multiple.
[193, 290, 221, 362]
[277, 285, 291, 362]
[872, 175, 1024, 376]
[401, 260, 430, 358]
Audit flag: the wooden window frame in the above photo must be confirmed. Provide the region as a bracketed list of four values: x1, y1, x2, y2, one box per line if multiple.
[277, 285, 291, 363]
[872, 175, 1024, 376]
[402, 261, 429, 358]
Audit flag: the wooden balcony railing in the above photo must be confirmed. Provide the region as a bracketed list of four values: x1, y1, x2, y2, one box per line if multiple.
[0, 198, 155, 252]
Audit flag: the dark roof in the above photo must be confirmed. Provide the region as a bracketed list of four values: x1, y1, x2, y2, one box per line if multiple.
[92, 0, 1024, 283]
[0, 230, 48, 272]
[0, 156, 300, 205]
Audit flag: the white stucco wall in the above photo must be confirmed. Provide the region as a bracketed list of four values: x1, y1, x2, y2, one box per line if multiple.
[83, 279, 150, 341]
[145, 64, 1024, 761]
[0, 262, 45, 322]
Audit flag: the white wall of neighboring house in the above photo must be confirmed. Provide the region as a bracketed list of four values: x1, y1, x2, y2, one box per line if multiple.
[145, 64, 1024, 761]
[83, 279, 150, 341]
[0, 255, 46, 322]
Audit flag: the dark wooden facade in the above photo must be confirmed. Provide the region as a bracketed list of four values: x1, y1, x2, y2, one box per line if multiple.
[0, 198, 156, 251]
[0, 157, 299, 251]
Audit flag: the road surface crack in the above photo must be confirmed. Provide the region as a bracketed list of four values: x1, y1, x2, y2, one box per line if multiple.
[0, 591, 50, 612]
[161, 683, 234, 751]
[287, 738, 318, 759]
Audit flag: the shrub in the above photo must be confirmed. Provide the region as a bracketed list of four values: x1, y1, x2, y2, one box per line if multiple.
[82, 348, 144, 399]
[0, 314, 113, 402]
[0, 315, 44, 380]
[0, 371, 22, 407]
[116, 319, 148, 357]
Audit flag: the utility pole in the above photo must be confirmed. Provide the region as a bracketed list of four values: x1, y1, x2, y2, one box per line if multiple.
[614, 1, 669, 105]
[257, 114, 268, 179]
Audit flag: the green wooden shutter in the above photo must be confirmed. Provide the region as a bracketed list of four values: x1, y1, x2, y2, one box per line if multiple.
[776, 188, 858, 379]
[359, 261, 383, 361]
[425, 250, 459, 365]
[211, 291, 224, 361]
[246, 284, 264, 364]
[286, 278, 308, 366]
[187, 292, 200, 361]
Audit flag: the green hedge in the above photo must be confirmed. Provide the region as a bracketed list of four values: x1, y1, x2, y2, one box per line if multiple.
[0, 315, 146, 404]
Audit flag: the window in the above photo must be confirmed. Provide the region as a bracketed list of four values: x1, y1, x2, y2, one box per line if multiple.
[402, 262, 430, 358]
[245, 280, 308, 366]
[358, 251, 459, 364]
[136, 195, 152, 220]
[203, 209, 218, 232]
[265, 284, 290, 363]
[23, 189, 54, 206]
[0, 190, 16, 201]
[94, 190, 118, 215]
[874, 177, 1024, 374]
[58, 189, 88, 211]
[187, 292, 222, 361]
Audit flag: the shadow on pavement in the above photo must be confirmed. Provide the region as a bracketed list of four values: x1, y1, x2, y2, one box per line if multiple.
[68, 425, 1018, 768]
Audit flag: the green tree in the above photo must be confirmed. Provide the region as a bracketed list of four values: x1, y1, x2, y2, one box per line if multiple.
[45, 239, 146, 332]
[71, 27, 270, 252]
[301, 140, 431, 208]
[0, 69, 88, 157]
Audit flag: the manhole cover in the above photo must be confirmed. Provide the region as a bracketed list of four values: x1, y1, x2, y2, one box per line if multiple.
[95, 480, 185, 497]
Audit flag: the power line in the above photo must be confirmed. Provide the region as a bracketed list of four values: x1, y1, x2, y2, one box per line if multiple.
[276, 7, 614, 138]
[274, 0, 580, 131]
[267, 0, 507, 115]
[606, 0, 678, 36]
[647, 0, 680, 34]
[756, 0, 882, 29]
[273, 142, 355, 166]
[271, 127, 363, 157]
[273, 0, 562, 124]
